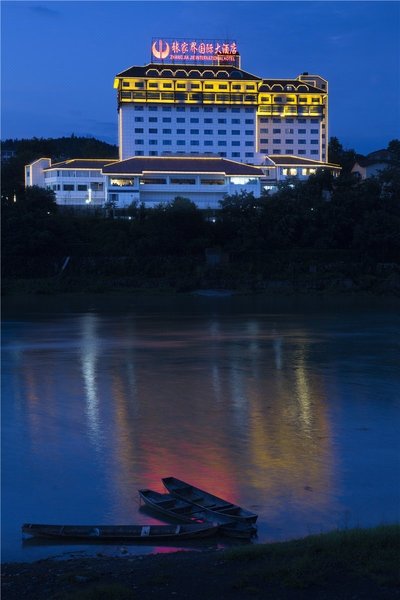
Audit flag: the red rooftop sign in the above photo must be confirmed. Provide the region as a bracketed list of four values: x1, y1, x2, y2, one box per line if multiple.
[151, 38, 240, 65]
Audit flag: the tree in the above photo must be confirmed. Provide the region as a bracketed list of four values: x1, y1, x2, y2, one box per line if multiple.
[328, 137, 357, 173]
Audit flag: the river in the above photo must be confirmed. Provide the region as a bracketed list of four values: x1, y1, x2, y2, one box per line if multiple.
[1, 292, 399, 562]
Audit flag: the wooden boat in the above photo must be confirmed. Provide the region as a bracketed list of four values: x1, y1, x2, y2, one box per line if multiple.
[21, 521, 218, 541]
[162, 477, 258, 524]
[139, 489, 257, 539]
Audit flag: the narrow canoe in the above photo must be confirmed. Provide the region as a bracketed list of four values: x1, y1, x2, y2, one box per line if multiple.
[21, 522, 218, 541]
[139, 489, 257, 539]
[162, 477, 258, 524]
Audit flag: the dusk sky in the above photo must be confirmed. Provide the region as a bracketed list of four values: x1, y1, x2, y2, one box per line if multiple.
[1, 0, 399, 154]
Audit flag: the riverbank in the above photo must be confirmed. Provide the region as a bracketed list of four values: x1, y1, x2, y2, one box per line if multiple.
[2, 526, 399, 600]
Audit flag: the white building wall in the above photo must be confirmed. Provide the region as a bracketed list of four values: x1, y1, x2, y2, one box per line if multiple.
[119, 104, 257, 163]
[25, 158, 51, 187]
[257, 116, 326, 161]
[44, 169, 107, 206]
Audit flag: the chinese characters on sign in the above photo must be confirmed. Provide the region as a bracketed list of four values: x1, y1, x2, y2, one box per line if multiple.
[151, 39, 240, 65]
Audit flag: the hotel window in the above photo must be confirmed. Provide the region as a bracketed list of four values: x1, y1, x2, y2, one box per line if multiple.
[149, 128, 158, 133]
[218, 141, 227, 146]
[260, 118, 269, 123]
[245, 141, 254, 146]
[232, 141, 240, 146]
[190, 118, 199, 123]
[245, 130, 253, 135]
[135, 128, 144, 133]
[260, 138, 268, 144]
[274, 97, 283, 102]
[122, 82, 130, 87]
[286, 118, 294, 123]
[135, 151, 144, 156]
[232, 107, 240, 112]
[204, 118, 213, 123]
[162, 107, 172, 111]
[177, 118, 185, 123]
[311, 129, 319, 134]
[219, 152, 227, 157]
[204, 84, 213, 89]
[232, 130, 240, 135]
[176, 83, 185, 89]
[312, 98, 319, 103]
[273, 139, 281, 144]
[135, 139, 144, 144]
[134, 106, 144, 111]
[177, 129, 185, 134]
[163, 117, 171, 122]
[162, 83, 172, 89]
[299, 97, 307, 103]
[148, 82, 158, 88]
[149, 140, 158, 145]
[135, 82, 144, 88]
[190, 129, 199, 134]
[298, 139, 306, 144]
[311, 118, 319, 123]
[219, 84, 228, 90]
[231, 118, 240, 124]
[245, 119, 254, 124]
[91, 182, 103, 191]
[298, 149, 306, 155]
[63, 184, 74, 191]
[232, 152, 240, 157]
[204, 140, 213, 146]
[218, 130, 227, 135]
[149, 106, 158, 111]
[311, 150, 318, 154]
[245, 152, 254, 157]
[218, 107, 227, 112]
[245, 108, 253, 113]
[149, 117, 158, 122]
[272, 118, 281, 123]
[311, 140, 319, 144]
[298, 129, 306, 134]
[285, 139, 294, 144]
[218, 118, 227, 123]
[273, 128, 281, 133]
[298, 118, 306, 123]
[285, 128, 294, 134]
[77, 184, 87, 191]
[177, 140, 186, 145]
[204, 129, 213, 134]
[232, 84, 241, 90]
[273, 149, 281, 154]
[191, 140, 200, 146]
[163, 129, 172, 134]
[135, 117, 144, 122]
[162, 140, 172, 145]
[204, 106, 213, 112]
[149, 151, 158, 156]
[285, 149, 294, 154]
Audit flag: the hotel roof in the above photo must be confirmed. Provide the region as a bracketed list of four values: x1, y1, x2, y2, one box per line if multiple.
[44, 159, 118, 170]
[267, 155, 341, 168]
[102, 156, 264, 176]
[115, 63, 262, 80]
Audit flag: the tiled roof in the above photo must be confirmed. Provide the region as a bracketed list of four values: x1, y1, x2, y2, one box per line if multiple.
[102, 156, 263, 176]
[259, 80, 323, 93]
[116, 63, 261, 80]
[45, 159, 118, 170]
[267, 155, 341, 168]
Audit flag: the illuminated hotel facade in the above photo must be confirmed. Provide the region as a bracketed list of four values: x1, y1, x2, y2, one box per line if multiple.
[115, 38, 329, 165]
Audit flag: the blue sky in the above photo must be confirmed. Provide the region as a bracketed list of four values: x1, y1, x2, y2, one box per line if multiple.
[1, 0, 399, 154]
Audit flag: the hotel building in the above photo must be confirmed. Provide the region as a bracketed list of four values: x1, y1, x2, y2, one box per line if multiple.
[26, 38, 339, 208]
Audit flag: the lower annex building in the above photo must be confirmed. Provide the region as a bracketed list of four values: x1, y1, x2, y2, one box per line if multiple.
[26, 38, 340, 209]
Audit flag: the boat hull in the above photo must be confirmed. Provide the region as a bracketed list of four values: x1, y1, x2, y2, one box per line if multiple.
[139, 489, 257, 539]
[162, 477, 258, 524]
[21, 522, 218, 541]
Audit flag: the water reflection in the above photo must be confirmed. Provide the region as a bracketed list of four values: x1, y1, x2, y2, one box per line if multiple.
[2, 297, 399, 562]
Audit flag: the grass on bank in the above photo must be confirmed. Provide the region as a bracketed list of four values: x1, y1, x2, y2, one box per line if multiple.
[225, 524, 400, 590]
